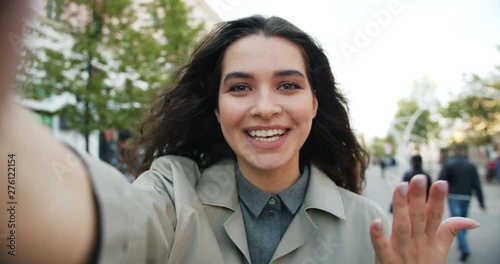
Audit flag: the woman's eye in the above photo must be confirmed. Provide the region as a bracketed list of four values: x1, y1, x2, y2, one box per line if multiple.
[228, 84, 250, 92]
[279, 82, 301, 91]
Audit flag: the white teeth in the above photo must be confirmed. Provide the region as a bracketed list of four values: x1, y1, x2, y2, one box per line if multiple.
[254, 136, 280, 142]
[247, 129, 285, 138]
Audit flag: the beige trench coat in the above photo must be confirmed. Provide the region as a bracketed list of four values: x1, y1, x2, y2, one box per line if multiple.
[81, 154, 390, 263]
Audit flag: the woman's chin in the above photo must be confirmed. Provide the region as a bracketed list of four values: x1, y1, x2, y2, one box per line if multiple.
[247, 156, 294, 173]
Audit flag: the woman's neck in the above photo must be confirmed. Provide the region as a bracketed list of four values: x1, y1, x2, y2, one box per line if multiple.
[237, 160, 301, 194]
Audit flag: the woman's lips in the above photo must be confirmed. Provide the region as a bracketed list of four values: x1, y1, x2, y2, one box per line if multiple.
[245, 129, 288, 149]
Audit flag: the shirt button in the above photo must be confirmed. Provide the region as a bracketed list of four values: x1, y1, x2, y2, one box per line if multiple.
[268, 211, 276, 217]
[268, 198, 276, 205]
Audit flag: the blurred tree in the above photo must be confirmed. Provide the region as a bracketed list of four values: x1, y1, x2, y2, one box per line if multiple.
[441, 52, 500, 145]
[382, 77, 441, 174]
[369, 136, 395, 158]
[393, 99, 440, 145]
[392, 77, 441, 146]
[16, 0, 203, 151]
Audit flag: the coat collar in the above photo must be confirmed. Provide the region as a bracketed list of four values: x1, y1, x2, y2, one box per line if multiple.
[197, 160, 346, 219]
[269, 165, 346, 262]
[302, 164, 346, 219]
[197, 159, 239, 211]
[196, 160, 347, 262]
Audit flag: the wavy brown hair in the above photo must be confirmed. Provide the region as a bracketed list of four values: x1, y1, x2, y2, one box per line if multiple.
[125, 15, 369, 193]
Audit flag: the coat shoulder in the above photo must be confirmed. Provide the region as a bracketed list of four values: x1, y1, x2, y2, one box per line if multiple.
[337, 187, 388, 218]
[133, 155, 202, 199]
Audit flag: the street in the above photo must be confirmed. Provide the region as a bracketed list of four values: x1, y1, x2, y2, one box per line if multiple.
[363, 165, 500, 264]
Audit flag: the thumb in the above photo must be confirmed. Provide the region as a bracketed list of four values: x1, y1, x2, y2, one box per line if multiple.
[436, 217, 479, 249]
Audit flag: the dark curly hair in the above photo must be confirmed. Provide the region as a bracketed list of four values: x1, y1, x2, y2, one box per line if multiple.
[125, 15, 369, 194]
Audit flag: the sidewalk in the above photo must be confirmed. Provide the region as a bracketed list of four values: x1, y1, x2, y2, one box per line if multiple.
[446, 180, 500, 264]
[364, 165, 500, 264]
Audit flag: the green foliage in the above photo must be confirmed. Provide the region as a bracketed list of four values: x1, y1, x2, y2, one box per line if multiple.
[394, 99, 440, 144]
[17, 0, 204, 148]
[441, 67, 500, 145]
[369, 136, 395, 157]
[387, 77, 441, 148]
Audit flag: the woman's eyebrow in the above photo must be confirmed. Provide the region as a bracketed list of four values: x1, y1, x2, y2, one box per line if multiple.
[274, 69, 305, 78]
[223, 71, 254, 84]
[222, 69, 305, 84]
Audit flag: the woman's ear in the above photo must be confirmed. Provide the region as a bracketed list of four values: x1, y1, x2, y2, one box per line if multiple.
[214, 109, 220, 122]
[312, 91, 318, 118]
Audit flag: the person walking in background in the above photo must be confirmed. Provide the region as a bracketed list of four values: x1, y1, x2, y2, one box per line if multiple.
[379, 158, 386, 178]
[486, 158, 496, 183]
[390, 154, 432, 213]
[439, 144, 486, 262]
[404, 155, 432, 199]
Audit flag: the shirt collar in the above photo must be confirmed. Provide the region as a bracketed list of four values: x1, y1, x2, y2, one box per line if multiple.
[235, 164, 310, 217]
[198, 160, 346, 220]
[277, 165, 309, 214]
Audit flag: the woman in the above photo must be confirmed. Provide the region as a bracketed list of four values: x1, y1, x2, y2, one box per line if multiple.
[123, 15, 379, 263]
[0, 5, 479, 263]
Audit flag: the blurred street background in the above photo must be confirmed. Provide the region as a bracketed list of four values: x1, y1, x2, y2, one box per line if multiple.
[19, 0, 499, 172]
[14, 0, 500, 263]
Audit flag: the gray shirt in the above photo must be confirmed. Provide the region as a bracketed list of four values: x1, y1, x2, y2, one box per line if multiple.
[236, 165, 310, 264]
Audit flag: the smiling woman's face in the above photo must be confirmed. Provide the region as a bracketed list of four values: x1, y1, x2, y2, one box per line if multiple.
[217, 34, 318, 178]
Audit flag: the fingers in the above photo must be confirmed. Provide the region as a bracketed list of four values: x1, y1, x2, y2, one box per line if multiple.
[408, 175, 428, 239]
[391, 182, 411, 250]
[424, 181, 448, 238]
[391, 175, 434, 250]
[436, 217, 479, 250]
[370, 219, 393, 262]
[381, 177, 480, 263]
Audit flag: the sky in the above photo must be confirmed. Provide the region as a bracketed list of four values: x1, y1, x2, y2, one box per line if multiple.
[204, 0, 500, 141]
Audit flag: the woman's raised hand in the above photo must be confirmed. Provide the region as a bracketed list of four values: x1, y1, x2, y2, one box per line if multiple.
[369, 175, 479, 263]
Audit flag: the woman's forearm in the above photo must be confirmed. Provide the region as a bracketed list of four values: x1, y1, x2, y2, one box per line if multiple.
[0, 102, 96, 263]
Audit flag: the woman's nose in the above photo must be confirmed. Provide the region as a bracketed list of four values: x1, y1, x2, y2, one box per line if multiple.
[249, 90, 282, 119]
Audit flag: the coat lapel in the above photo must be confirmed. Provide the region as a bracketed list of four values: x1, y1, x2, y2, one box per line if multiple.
[270, 164, 346, 262]
[197, 160, 251, 263]
[223, 206, 251, 263]
[270, 208, 316, 262]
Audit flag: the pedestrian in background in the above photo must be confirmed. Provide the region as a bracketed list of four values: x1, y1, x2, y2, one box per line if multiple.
[439, 143, 486, 262]
[379, 158, 386, 178]
[404, 155, 432, 199]
[390, 154, 432, 213]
